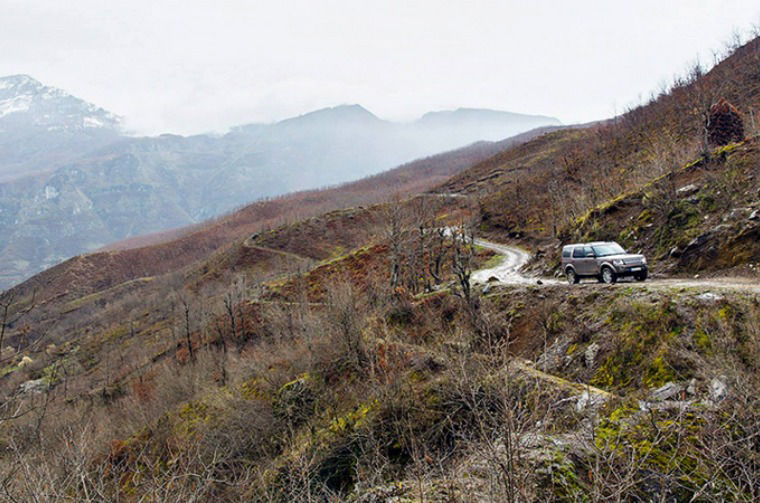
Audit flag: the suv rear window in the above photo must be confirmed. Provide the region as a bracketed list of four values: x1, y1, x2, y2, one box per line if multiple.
[572, 247, 584, 258]
[562, 248, 571, 258]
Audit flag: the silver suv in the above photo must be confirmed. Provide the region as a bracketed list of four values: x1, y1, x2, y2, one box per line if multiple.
[561, 241, 647, 284]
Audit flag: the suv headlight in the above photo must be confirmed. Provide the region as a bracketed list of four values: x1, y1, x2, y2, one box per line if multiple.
[642, 257, 647, 265]
[612, 259, 624, 266]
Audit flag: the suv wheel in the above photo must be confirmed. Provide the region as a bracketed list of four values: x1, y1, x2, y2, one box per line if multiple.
[601, 266, 617, 284]
[635, 271, 648, 281]
[565, 268, 579, 285]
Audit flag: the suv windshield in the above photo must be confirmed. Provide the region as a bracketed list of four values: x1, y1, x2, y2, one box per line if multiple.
[591, 243, 626, 257]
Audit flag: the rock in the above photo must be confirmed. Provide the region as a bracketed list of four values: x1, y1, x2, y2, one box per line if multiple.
[686, 233, 712, 250]
[669, 246, 682, 258]
[576, 391, 591, 412]
[727, 208, 744, 220]
[536, 279, 543, 285]
[537, 339, 570, 372]
[697, 292, 723, 303]
[17, 355, 33, 368]
[638, 399, 691, 412]
[676, 184, 700, 196]
[482, 283, 492, 294]
[686, 195, 700, 204]
[686, 378, 697, 395]
[19, 379, 48, 394]
[709, 376, 728, 401]
[487, 276, 499, 283]
[584, 343, 600, 369]
[575, 391, 606, 412]
[750, 209, 759, 221]
[650, 382, 684, 401]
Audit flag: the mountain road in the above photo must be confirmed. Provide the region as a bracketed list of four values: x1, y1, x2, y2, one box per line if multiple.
[473, 238, 760, 293]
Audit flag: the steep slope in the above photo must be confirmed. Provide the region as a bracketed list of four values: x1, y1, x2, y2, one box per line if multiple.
[438, 37, 759, 273]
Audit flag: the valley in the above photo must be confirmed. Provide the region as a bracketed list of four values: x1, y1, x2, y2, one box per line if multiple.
[0, 27, 758, 503]
[0, 75, 560, 288]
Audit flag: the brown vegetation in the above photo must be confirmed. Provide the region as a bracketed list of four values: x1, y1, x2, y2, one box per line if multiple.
[0, 32, 759, 503]
[707, 98, 745, 146]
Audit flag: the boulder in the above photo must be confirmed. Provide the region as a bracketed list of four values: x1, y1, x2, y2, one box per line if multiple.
[697, 292, 723, 304]
[650, 382, 684, 401]
[584, 343, 600, 369]
[575, 390, 606, 412]
[676, 184, 700, 197]
[686, 378, 698, 395]
[20, 379, 48, 394]
[709, 376, 728, 401]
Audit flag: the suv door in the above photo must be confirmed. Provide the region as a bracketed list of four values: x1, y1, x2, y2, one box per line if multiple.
[585, 246, 601, 275]
[571, 246, 589, 275]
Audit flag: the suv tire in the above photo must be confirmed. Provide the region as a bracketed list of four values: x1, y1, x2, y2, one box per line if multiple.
[635, 271, 648, 281]
[601, 266, 617, 284]
[565, 268, 579, 285]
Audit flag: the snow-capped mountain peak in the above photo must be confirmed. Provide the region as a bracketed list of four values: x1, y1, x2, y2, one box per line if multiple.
[0, 74, 121, 131]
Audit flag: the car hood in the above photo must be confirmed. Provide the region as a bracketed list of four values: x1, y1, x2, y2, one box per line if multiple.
[603, 253, 645, 263]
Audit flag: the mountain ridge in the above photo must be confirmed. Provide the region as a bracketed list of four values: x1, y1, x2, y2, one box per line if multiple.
[0, 75, 561, 288]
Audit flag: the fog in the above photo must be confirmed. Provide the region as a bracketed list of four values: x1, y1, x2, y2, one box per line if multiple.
[2, 0, 759, 135]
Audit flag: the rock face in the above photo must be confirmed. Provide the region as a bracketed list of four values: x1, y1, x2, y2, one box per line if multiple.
[0, 76, 562, 288]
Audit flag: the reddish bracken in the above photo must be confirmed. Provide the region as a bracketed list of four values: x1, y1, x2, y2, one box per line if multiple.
[707, 98, 745, 146]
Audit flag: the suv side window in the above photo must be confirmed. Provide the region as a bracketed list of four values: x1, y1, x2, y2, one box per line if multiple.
[572, 247, 584, 258]
[562, 248, 571, 258]
[584, 246, 595, 257]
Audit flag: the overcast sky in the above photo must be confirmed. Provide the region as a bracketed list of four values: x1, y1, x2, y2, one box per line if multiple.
[3, 0, 759, 135]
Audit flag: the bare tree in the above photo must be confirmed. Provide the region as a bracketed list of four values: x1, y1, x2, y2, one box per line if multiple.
[450, 222, 476, 307]
[175, 291, 195, 363]
[0, 289, 36, 358]
[384, 195, 406, 291]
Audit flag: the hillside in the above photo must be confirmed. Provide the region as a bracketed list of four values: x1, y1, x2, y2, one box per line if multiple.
[4, 125, 556, 308]
[0, 36, 758, 502]
[0, 79, 560, 289]
[439, 37, 760, 245]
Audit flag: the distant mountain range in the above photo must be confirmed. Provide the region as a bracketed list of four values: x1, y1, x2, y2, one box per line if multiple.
[0, 74, 560, 288]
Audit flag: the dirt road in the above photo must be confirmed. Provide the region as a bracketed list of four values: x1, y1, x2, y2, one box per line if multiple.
[471, 239, 540, 285]
[473, 238, 760, 292]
